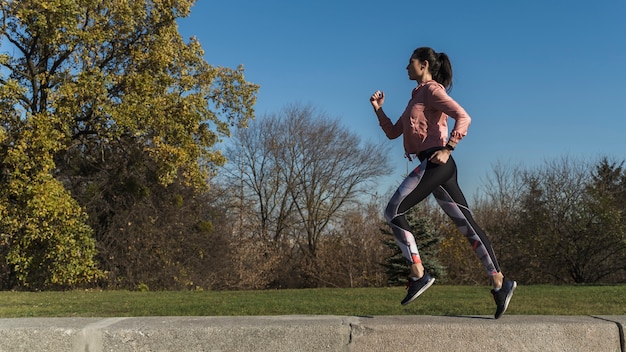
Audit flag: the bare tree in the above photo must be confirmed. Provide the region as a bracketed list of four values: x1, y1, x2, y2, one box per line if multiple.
[477, 156, 626, 284]
[224, 104, 391, 286]
[314, 202, 390, 287]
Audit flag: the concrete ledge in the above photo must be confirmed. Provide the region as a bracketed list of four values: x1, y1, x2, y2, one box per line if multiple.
[0, 315, 623, 352]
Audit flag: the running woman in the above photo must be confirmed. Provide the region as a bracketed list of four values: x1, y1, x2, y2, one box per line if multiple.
[370, 47, 516, 319]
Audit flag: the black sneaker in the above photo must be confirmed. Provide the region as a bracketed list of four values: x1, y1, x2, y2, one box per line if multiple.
[401, 273, 435, 305]
[491, 279, 517, 319]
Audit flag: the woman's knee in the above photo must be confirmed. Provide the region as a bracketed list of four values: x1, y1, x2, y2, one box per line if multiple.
[384, 200, 399, 223]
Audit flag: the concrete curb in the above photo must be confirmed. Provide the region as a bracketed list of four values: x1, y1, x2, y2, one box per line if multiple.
[0, 315, 623, 352]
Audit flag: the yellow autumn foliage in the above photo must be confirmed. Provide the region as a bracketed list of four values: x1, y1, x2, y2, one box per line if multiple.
[0, 0, 258, 289]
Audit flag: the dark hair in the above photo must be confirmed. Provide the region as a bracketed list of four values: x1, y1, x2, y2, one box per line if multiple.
[411, 47, 453, 91]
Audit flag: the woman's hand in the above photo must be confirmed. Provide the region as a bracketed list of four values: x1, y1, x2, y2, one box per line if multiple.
[370, 90, 384, 111]
[428, 149, 451, 165]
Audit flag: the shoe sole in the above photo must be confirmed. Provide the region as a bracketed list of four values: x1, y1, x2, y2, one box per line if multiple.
[401, 277, 435, 306]
[495, 281, 517, 319]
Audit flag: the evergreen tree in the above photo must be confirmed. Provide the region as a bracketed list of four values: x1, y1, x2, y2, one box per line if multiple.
[381, 225, 409, 286]
[381, 206, 445, 286]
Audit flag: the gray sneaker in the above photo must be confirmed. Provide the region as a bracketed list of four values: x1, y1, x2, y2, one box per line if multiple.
[401, 273, 435, 305]
[492, 279, 517, 319]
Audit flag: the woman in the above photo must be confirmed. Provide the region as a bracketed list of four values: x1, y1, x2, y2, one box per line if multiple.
[370, 47, 516, 319]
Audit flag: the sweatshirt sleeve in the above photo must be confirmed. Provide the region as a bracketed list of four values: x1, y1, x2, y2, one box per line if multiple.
[378, 113, 404, 140]
[429, 85, 471, 143]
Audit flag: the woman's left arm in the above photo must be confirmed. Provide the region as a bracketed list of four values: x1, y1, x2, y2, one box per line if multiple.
[428, 86, 472, 164]
[430, 86, 471, 145]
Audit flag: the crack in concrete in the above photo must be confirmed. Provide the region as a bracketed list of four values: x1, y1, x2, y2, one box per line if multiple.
[341, 317, 363, 352]
[591, 316, 625, 352]
[72, 317, 128, 352]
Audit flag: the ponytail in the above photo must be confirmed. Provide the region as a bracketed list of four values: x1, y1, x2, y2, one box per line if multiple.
[435, 52, 453, 91]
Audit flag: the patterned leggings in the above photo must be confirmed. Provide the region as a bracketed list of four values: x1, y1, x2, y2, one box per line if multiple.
[384, 148, 501, 276]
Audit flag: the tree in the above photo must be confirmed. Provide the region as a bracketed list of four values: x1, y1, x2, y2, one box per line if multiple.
[474, 161, 526, 283]
[381, 226, 409, 286]
[479, 157, 626, 284]
[580, 158, 626, 282]
[0, 0, 258, 289]
[0, 113, 102, 289]
[224, 104, 391, 287]
[381, 203, 445, 286]
[310, 201, 392, 288]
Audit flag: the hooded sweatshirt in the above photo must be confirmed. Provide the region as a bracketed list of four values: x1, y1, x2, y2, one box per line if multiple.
[377, 80, 471, 159]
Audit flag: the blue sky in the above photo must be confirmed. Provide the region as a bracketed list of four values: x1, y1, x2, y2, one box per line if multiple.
[177, 0, 626, 200]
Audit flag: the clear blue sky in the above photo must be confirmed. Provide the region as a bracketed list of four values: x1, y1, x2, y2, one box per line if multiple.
[177, 0, 626, 200]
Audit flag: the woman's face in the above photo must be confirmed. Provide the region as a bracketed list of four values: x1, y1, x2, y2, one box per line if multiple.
[406, 57, 426, 81]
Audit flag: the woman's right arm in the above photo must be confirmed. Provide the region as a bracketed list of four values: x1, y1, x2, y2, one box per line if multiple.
[370, 91, 403, 139]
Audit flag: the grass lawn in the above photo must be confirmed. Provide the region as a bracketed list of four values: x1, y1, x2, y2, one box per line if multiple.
[0, 285, 624, 318]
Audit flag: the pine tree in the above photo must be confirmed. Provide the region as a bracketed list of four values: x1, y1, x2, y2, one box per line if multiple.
[381, 225, 410, 286]
[381, 206, 446, 286]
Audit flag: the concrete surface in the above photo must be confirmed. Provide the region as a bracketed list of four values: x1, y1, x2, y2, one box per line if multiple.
[0, 315, 623, 352]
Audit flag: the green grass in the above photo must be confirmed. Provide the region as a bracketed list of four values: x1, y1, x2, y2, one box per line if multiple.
[0, 285, 625, 318]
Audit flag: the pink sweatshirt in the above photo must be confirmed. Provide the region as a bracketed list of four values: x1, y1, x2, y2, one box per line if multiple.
[378, 80, 471, 158]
